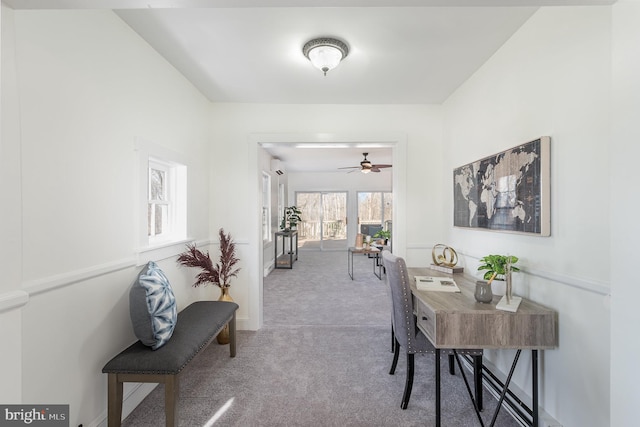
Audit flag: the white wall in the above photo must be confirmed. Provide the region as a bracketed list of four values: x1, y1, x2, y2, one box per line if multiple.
[3, 3, 634, 426]
[443, 6, 611, 426]
[0, 4, 26, 404]
[611, 1, 640, 425]
[1, 9, 213, 427]
[210, 104, 443, 330]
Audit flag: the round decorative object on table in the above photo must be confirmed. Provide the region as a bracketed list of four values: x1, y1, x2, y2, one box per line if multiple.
[474, 280, 493, 303]
[217, 287, 234, 344]
[432, 244, 458, 267]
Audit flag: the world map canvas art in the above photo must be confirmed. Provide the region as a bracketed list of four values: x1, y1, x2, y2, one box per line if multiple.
[453, 137, 550, 236]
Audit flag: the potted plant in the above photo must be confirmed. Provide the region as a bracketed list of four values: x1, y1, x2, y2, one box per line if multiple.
[477, 254, 520, 282]
[373, 229, 391, 245]
[280, 206, 302, 231]
[478, 254, 522, 309]
[177, 228, 240, 344]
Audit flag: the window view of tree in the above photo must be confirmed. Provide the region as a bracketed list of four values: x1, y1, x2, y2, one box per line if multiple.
[358, 191, 393, 236]
[295, 192, 347, 250]
[148, 166, 168, 237]
[146, 156, 186, 246]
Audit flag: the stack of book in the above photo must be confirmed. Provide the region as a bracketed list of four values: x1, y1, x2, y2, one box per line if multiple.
[415, 276, 461, 293]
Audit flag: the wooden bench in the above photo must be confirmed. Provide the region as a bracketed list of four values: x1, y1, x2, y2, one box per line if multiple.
[102, 300, 238, 427]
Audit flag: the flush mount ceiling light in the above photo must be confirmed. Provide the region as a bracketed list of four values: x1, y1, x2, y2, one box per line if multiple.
[302, 37, 349, 76]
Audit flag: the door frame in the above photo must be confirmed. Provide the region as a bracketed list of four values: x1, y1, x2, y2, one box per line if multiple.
[248, 133, 407, 330]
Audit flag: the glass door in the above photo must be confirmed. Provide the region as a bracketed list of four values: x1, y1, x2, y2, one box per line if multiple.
[357, 191, 393, 243]
[296, 192, 347, 250]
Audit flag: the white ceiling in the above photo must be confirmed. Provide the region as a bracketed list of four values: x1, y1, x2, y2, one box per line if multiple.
[4, 0, 614, 172]
[114, 6, 539, 104]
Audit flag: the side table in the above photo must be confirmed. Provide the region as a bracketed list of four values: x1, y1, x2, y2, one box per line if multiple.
[348, 246, 383, 280]
[274, 230, 298, 269]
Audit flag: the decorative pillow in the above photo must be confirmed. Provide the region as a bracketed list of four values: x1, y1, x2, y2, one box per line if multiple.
[129, 261, 177, 350]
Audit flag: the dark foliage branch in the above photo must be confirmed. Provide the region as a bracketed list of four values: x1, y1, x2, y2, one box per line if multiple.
[215, 228, 241, 287]
[176, 228, 240, 288]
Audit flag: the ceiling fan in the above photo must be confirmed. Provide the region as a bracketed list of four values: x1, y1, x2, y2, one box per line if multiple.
[339, 152, 392, 174]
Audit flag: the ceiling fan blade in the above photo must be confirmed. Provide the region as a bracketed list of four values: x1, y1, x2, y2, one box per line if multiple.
[338, 166, 360, 170]
[372, 164, 392, 168]
[371, 167, 381, 172]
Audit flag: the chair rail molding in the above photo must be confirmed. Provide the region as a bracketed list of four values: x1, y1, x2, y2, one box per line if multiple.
[460, 250, 610, 296]
[22, 257, 137, 297]
[0, 290, 29, 313]
[407, 244, 610, 297]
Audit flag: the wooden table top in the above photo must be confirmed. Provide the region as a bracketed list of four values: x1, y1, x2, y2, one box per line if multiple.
[349, 246, 381, 254]
[408, 267, 558, 350]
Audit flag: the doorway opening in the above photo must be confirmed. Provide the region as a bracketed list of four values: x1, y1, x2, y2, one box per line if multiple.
[296, 191, 348, 250]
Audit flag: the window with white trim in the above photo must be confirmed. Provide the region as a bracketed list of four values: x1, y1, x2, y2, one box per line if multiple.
[147, 157, 187, 246]
[262, 172, 272, 242]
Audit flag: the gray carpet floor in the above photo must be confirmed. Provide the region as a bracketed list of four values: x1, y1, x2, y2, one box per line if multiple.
[122, 250, 520, 426]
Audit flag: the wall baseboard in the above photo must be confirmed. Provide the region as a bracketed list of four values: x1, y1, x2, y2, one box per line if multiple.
[263, 260, 274, 277]
[89, 382, 157, 427]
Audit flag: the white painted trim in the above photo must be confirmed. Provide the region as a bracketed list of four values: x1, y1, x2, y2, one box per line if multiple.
[21, 237, 219, 296]
[136, 238, 197, 266]
[526, 267, 610, 296]
[0, 290, 29, 312]
[460, 250, 610, 296]
[89, 382, 157, 427]
[249, 132, 408, 331]
[408, 245, 610, 296]
[460, 355, 562, 427]
[263, 260, 274, 277]
[236, 316, 253, 331]
[22, 258, 137, 296]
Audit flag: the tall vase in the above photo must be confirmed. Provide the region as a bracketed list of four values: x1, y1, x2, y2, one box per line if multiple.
[217, 287, 233, 344]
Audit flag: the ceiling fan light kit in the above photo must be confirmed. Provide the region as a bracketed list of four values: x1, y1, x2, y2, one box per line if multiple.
[303, 37, 349, 76]
[339, 153, 392, 174]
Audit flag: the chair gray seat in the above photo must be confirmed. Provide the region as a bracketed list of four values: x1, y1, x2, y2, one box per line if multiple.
[382, 250, 483, 410]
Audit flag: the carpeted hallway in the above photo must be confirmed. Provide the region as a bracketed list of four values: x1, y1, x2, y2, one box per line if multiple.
[122, 250, 520, 426]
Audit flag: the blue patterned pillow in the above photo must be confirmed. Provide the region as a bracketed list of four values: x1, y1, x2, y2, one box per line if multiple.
[129, 261, 178, 350]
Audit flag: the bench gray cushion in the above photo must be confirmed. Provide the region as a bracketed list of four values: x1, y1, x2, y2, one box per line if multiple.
[103, 301, 238, 375]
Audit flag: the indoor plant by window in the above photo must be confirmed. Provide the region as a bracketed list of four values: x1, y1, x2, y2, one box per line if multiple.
[177, 228, 240, 344]
[373, 229, 391, 245]
[280, 206, 302, 231]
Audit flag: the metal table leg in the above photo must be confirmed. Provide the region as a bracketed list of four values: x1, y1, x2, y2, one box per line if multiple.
[436, 349, 441, 427]
[373, 253, 382, 279]
[532, 350, 539, 427]
[489, 350, 522, 427]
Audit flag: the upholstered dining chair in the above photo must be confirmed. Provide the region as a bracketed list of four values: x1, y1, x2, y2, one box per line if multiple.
[382, 250, 484, 410]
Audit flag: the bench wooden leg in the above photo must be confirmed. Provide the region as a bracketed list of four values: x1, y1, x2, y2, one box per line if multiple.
[229, 312, 237, 357]
[107, 374, 123, 427]
[165, 375, 179, 427]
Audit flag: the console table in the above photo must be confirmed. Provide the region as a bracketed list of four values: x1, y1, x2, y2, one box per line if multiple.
[274, 230, 298, 269]
[408, 268, 557, 427]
